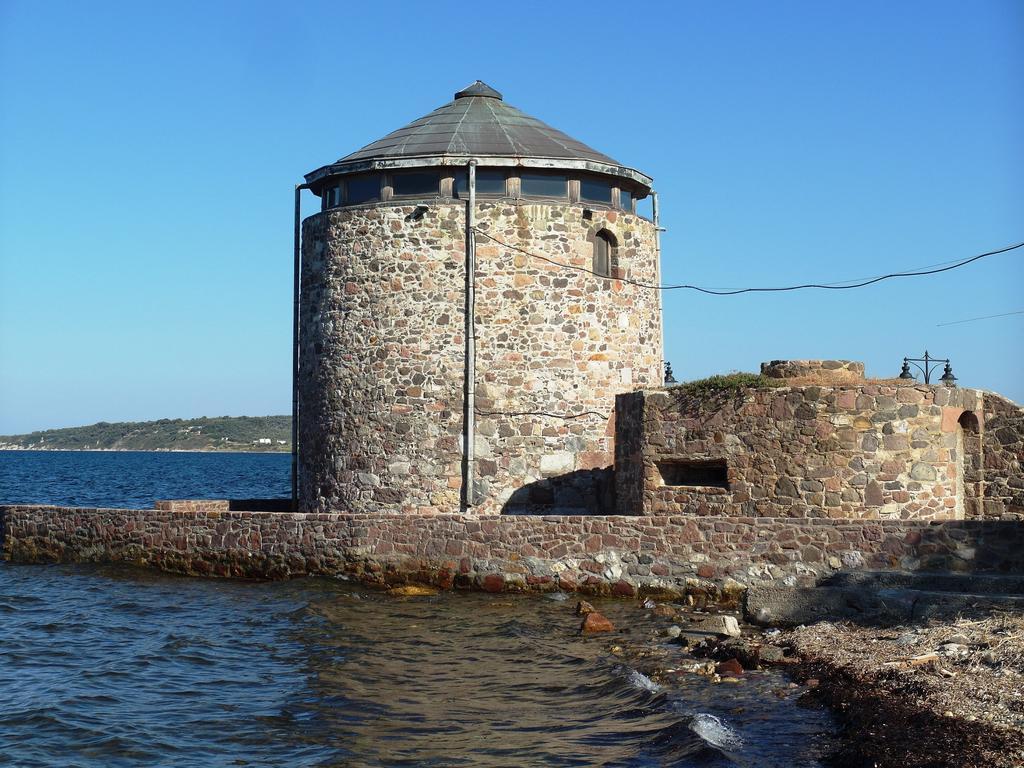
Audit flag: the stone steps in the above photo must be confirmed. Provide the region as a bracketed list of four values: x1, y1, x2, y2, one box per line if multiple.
[821, 570, 1024, 595]
[746, 572, 1024, 627]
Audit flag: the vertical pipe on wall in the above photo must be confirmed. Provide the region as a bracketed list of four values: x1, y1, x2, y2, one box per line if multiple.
[463, 160, 478, 509]
[291, 184, 304, 512]
[651, 190, 665, 380]
[652, 191, 661, 254]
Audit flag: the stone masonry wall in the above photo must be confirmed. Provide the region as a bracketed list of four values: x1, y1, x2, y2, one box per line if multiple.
[4, 506, 1024, 592]
[615, 379, 987, 520]
[982, 393, 1024, 518]
[299, 204, 466, 516]
[299, 201, 661, 517]
[761, 359, 865, 383]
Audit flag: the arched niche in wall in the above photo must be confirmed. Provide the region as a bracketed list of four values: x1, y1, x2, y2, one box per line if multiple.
[957, 410, 983, 519]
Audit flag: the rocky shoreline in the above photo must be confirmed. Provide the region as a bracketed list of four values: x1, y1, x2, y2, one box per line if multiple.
[771, 618, 1024, 768]
[550, 593, 1024, 767]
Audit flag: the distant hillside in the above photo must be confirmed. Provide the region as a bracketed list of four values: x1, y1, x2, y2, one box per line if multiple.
[0, 416, 292, 452]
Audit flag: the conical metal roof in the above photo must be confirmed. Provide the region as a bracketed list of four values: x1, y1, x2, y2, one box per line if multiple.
[304, 82, 653, 190]
[337, 80, 619, 166]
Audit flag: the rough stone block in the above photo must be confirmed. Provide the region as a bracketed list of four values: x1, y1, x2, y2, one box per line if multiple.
[539, 452, 575, 477]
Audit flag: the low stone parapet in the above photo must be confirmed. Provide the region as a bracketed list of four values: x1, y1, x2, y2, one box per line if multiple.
[153, 500, 230, 513]
[760, 359, 866, 383]
[3, 505, 1022, 593]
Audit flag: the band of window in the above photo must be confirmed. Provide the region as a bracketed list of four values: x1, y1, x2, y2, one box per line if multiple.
[321, 170, 639, 213]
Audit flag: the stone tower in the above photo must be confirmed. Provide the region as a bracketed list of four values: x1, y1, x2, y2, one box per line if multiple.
[298, 81, 663, 515]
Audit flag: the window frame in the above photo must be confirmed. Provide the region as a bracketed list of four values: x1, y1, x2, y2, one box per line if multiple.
[321, 184, 342, 211]
[618, 187, 634, 213]
[580, 175, 613, 206]
[454, 168, 509, 199]
[519, 172, 569, 200]
[344, 174, 383, 206]
[390, 170, 441, 199]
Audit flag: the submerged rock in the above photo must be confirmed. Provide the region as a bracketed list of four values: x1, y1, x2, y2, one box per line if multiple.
[677, 632, 713, 649]
[581, 612, 615, 633]
[759, 645, 789, 664]
[692, 615, 742, 637]
[652, 603, 679, 618]
[576, 600, 596, 616]
[387, 585, 440, 597]
[713, 638, 762, 670]
[716, 658, 744, 676]
[678, 660, 718, 676]
[720, 578, 747, 608]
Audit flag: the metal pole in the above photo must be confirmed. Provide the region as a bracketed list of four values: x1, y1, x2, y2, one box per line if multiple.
[291, 184, 304, 512]
[652, 191, 661, 252]
[463, 160, 477, 509]
[651, 190, 665, 378]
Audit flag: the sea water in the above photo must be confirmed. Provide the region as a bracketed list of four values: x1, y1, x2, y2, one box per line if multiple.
[0, 449, 290, 508]
[0, 451, 839, 766]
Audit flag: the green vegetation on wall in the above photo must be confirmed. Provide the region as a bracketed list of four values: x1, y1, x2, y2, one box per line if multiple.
[671, 372, 780, 399]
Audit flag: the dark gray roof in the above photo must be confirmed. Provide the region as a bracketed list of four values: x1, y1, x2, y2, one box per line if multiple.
[337, 81, 621, 166]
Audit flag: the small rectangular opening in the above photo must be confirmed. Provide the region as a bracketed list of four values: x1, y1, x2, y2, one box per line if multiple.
[656, 459, 729, 488]
[229, 498, 293, 512]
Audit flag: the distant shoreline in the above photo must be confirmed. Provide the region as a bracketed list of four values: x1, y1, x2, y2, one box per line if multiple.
[0, 447, 290, 454]
[0, 415, 292, 453]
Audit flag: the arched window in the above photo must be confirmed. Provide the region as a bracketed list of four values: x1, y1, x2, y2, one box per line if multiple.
[592, 230, 618, 277]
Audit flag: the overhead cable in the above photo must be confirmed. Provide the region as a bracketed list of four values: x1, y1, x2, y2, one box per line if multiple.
[471, 228, 1022, 295]
[936, 309, 1024, 327]
[474, 408, 606, 420]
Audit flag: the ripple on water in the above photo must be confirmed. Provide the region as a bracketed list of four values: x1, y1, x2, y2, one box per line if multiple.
[0, 562, 838, 767]
[690, 713, 745, 751]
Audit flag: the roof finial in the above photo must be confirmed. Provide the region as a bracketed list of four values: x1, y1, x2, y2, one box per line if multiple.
[454, 81, 503, 100]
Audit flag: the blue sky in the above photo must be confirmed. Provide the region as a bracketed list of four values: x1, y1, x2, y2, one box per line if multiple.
[1, 1, 1021, 434]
